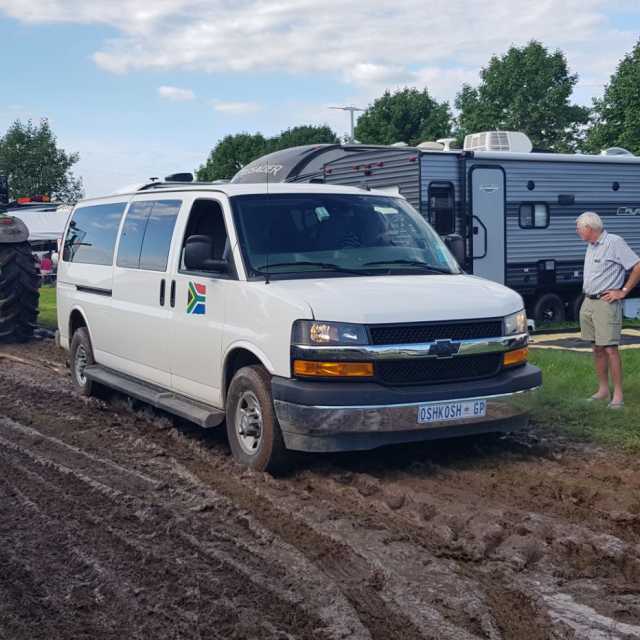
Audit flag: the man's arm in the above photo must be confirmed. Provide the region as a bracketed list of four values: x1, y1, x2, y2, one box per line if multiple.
[602, 260, 640, 302]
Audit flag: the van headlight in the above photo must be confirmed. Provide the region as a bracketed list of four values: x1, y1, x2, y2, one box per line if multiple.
[504, 309, 528, 336]
[292, 320, 369, 346]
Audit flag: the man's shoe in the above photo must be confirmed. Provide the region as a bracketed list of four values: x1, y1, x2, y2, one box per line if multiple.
[608, 400, 624, 410]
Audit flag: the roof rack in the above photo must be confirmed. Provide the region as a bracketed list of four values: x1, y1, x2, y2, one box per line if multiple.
[136, 177, 230, 192]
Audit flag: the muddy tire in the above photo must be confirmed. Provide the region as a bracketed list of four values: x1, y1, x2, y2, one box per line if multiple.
[70, 327, 97, 397]
[0, 242, 39, 342]
[226, 365, 289, 473]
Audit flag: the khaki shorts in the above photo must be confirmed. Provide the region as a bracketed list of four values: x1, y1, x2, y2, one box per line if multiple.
[580, 297, 623, 346]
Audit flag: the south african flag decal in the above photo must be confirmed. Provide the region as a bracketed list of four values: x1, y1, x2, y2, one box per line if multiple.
[187, 282, 206, 315]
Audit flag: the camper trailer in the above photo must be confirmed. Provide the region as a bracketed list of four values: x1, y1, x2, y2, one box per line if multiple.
[233, 136, 640, 323]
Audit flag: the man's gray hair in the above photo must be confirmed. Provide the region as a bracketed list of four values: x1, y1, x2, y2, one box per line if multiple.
[576, 211, 604, 231]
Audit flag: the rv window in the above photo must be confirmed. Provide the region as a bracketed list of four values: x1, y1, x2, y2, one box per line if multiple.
[63, 202, 127, 265]
[519, 203, 549, 229]
[428, 183, 455, 235]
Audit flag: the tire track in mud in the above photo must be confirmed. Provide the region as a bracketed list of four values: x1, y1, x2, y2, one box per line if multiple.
[2, 342, 640, 639]
[0, 363, 428, 640]
[0, 420, 371, 640]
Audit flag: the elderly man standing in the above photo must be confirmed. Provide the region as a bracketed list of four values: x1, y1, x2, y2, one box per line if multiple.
[577, 211, 640, 408]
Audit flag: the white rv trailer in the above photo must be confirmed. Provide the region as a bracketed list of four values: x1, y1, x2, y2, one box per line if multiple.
[233, 136, 640, 323]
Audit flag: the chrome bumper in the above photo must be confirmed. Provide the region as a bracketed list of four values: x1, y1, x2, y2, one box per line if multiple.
[274, 388, 538, 452]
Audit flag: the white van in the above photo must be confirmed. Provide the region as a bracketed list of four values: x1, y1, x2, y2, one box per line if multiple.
[57, 180, 541, 471]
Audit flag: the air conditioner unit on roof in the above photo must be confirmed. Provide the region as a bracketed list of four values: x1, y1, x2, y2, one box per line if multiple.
[463, 131, 533, 153]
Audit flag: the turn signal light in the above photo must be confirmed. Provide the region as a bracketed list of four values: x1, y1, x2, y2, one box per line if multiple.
[293, 360, 374, 378]
[503, 347, 528, 367]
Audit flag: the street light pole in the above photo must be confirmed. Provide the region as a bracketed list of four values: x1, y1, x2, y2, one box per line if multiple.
[328, 106, 364, 143]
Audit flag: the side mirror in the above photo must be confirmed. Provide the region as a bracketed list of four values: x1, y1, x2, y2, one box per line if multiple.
[184, 235, 229, 273]
[444, 233, 465, 268]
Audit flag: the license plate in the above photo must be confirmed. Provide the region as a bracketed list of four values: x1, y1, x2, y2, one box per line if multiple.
[417, 399, 487, 424]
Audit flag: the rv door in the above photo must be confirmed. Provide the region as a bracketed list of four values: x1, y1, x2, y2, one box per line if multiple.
[470, 167, 505, 284]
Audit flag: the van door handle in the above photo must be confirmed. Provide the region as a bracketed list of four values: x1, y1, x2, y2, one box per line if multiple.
[170, 280, 176, 308]
[159, 279, 166, 306]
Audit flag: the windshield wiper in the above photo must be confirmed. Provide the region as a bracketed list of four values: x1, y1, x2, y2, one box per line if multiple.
[362, 259, 455, 274]
[253, 261, 369, 276]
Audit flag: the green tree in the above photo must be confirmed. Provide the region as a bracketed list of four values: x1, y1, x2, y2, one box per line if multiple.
[455, 41, 590, 151]
[585, 40, 640, 155]
[197, 132, 268, 181]
[197, 125, 339, 181]
[268, 125, 339, 152]
[0, 119, 83, 202]
[354, 88, 451, 146]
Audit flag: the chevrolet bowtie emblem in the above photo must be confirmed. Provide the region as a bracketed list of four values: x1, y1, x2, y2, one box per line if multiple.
[430, 339, 460, 358]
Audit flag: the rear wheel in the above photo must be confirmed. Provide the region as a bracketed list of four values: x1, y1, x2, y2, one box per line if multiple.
[226, 365, 289, 473]
[532, 292, 565, 325]
[70, 327, 97, 396]
[0, 242, 39, 342]
[569, 293, 584, 322]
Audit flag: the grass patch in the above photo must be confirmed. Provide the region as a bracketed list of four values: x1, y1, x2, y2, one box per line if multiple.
[526, 348, 640, 451]
[536, 318, 640, 333]
[38, 285, 58, 330]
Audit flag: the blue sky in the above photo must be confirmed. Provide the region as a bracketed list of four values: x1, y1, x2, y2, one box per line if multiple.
[1, 0, 639, 197]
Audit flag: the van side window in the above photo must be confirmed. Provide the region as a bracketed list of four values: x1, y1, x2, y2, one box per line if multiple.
[116, 200, 181, 271]
[180, 199, 229, 271]
[428, 183, 455, 235]
[519, 203, 549, 228]
[62, 202, 127, 265]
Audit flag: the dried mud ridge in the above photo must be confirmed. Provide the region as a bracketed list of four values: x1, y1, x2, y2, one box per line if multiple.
[1, 342, 640, 640]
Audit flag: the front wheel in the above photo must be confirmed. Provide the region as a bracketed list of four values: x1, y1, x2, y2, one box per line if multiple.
[70, 327, 97, 396]
[225, 365, 289, 473]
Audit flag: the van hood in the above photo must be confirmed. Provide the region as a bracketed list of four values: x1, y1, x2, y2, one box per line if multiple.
[267, 274, 523, 324]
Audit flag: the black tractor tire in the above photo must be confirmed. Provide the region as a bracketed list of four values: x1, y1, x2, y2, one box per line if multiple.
[532, 292, 565, 325]
[226, 365, 290, 474]
[0, 242, 40, 342]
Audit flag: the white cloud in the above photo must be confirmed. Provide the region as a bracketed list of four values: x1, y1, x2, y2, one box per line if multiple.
[1, 0, 638, 105]
[211, 100, 261, 115]
[157, 85, 195, 101]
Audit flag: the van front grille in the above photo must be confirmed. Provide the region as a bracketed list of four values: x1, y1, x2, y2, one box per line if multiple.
[369, 320, 503, 345]
[376, 354, 502, 386]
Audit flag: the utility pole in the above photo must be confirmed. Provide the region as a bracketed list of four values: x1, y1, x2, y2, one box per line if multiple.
[328, 106, 364, 143]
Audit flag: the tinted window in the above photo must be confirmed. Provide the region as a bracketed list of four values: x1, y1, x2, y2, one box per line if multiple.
[428, 183, 455, 235]
[116, 201, 153, 268]
[140, 200, 181, 271]
[116, 199, 181, 271]
[519, 203, 549, 228]
[231, 193, 461, 278]
[63, 202, 127, 265]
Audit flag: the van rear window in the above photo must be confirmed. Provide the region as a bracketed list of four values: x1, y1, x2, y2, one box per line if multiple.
[116, 199, 181, 271]
[63, 202, 127, 265]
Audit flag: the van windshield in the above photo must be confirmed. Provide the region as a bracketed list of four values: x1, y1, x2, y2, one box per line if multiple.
[231, 193, 461, 279]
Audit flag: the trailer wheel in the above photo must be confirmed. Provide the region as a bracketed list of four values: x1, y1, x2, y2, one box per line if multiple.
[0, 242, 40, 342]
[569, 293, 584, 322]
[532, 293, 565, 325]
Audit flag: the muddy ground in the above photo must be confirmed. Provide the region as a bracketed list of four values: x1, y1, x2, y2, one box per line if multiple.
[1, 341, 640, 640]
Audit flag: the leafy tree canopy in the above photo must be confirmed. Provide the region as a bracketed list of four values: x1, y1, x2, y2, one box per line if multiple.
[0, 119, 83, 202]
[455, 41, 589, 152]
[354, 87, 451, 146]
[197, 125, 339, 181]
[585, 39, 640, 155]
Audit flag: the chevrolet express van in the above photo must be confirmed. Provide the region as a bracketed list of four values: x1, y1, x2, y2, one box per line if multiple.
[57, 180, 541, 471]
